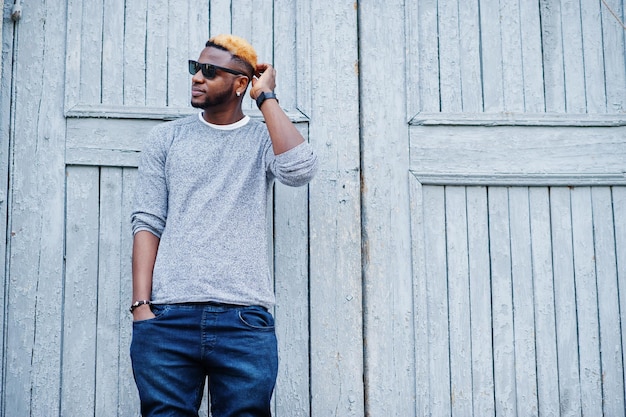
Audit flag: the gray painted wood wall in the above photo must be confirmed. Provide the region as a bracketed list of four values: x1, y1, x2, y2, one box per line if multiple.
[1, 0, 625, 416]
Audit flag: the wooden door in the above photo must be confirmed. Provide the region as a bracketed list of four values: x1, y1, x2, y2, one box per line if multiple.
[2, 0, 363, 416]
[359, 1, 626, 416]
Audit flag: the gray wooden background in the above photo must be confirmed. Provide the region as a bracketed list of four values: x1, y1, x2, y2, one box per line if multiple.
[1, 0, 625, 416]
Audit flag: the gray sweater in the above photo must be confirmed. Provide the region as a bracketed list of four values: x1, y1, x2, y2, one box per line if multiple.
[131, 113, 318, 309]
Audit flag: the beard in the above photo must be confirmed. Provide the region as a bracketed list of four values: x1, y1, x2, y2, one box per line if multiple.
[191, 87, 232, 109]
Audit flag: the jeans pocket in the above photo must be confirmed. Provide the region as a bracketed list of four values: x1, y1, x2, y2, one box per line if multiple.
[133, 304, 169, 324]
[238, 308, 275, 331]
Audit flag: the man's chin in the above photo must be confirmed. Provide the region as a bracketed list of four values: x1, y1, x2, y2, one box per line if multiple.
[191, 100, 207, 109]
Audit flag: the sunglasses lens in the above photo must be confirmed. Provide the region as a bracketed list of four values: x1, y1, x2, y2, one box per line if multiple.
[189, 61, 199, 76]
[201, 64, 216, 79]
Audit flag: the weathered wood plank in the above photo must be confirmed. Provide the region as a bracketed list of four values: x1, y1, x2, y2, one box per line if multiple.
[614, 186, 626, 405]
[4, 3, 67, 414]
[438, 0, 462, 112]
[168, 1, 190, 108]
[119, 168, 140, 414]
[145, 0, 168, 106]
[519, 0, 545, 112]
[466, 186, 495, 416]
[62, 166, 100, 416]
[307, 1, 363, 415]
[209, 0, 232, 36]
[123, 0, 148, 106]
[479, 0, 504, 111]
[508, 187, 539, 416]
[445, 186, 472, 416]
[423, 186, 451, 416]
[295, 0, 312, 116]
[101, 0, 124, 105]
[580, 0, 607, 113]
[274, 0, 297, 107]
[417, 0, 440, 113]
[528, 187, 559, 417]
[488, 187, 516, 417]
[458, 0, 482, 112]
[65, 0, 84, 110]
[359, 1, 415, 416]
[499, 0, 524, 112]
[570, 187, 603, 416]
[550, 187, 582, 416]
[560, 0, 586, 112]
[274, 177, 310, 417]
[188, 0, 209, 53]
[409, 125, 626, 180]
[592, 187, 625, 416]
[79, 0, 103, 104]
[409, 175, 430, 417]
[539, 0, 566, 112]
[95, 167, 123, 416]
[601, 0, 626, 113]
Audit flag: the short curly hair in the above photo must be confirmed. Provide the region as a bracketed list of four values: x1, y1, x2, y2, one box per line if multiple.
[206, 34, 257, 77]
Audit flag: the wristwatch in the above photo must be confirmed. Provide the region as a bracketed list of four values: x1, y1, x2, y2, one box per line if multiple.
[255, 91, 278, 109]
[129, 300, 152, 312]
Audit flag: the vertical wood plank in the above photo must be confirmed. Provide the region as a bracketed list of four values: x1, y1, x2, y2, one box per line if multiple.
[188, 0, 209, 53]
[274, 174, 311, 417]
[438, 0, 462, 112]
[123, 0, 148, 106]
[119, 168, 140, 415]
[570, 187, 603, 416]
[274, 0, 297, 107]
[539, 0, 566, 112]
[508, 187, 538, 416]
[458, 0, 483, 112]
[500, 0, 524, 112]
[360, 1, 415, 416]
[410, 175, 430, 417]
[95, 167, 123, 416]
[613, 186, 626, 406]
[168, 1, 189, 107]
[4, 2, 67, 414]
[445, 187, 472, 416]
[80, 0, 104, 103]
[550, 187, 582, 416]
[479, 0, 504, 111]
[488, 187, 516, 417]
[65, 0, 84, 110]
[417, 0, 441, 112]
[308, 1, 363, 415]
[405, 0, 420, 116]
[62, 166, 100, 416]
[466, 187, 495, 417]
[528, 187, 559, 417]
[423, 186, 451, 417]
[580, 0, 607, 113]
[601, 0, 626, 112]
[519, 0, 545, 112]
[145, 0, 168, 106]
[209, 0, 232, 37]
[560, 0, 586, 112]
[295, 0, 312, 116]
[592, 187, 625, 416]
[101, 0, 124, 105]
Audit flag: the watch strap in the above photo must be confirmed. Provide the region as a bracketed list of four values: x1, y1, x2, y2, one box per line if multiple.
[256, 91, 278, 109]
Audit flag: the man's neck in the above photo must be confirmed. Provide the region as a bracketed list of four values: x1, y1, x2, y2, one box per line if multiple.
[201, 106, 246, 125]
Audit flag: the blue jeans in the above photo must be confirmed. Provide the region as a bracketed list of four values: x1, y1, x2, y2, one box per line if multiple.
[131, 303, 278, 417]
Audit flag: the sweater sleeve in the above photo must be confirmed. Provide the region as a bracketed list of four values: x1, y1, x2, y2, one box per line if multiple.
[266, 141, 319, 187]
[131, 124, 170, 237]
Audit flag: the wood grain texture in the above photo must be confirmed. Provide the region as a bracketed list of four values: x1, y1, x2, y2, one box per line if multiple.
[4, 3, 67, 415]
[359, 1, 415, 416]
[307, 1, 363, 415]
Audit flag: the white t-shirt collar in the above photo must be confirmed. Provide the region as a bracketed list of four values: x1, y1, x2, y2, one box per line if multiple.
[198, 112, 250, 130]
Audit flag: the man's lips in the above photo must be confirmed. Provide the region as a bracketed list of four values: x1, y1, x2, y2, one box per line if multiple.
[191, 87, 205, 97]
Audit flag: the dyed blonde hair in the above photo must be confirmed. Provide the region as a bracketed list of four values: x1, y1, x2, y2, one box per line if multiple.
[206, 34, 257, 76]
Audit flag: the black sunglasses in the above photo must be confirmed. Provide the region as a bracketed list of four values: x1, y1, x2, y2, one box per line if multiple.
[188, 60, 249, 79]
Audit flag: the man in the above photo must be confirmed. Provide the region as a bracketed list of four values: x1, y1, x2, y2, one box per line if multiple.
[130, 34, 318, 417]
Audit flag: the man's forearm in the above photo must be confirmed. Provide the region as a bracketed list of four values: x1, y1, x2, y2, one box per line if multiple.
[132, 230, 160, 317]
[259, 97, 305, 155]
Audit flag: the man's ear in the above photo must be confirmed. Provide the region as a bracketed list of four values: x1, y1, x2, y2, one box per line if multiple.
[236, 76, 250, 93]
